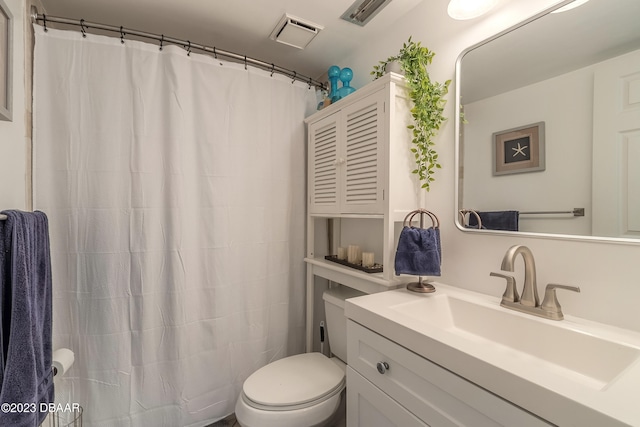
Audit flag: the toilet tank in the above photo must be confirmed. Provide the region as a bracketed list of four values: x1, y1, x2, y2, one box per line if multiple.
[322, 286, 365, 362]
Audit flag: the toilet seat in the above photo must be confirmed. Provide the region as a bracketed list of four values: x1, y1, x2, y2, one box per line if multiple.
[242, 353, 345, 411]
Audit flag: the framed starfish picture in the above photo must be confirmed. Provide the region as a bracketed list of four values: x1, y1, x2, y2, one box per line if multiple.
[492, 122, 545, 176]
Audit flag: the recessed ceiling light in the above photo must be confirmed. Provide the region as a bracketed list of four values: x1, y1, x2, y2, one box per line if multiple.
[447, 0, 500, 20]
[551, 0, 590, 14]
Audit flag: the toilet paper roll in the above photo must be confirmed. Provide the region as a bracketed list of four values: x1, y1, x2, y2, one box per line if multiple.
[52, 348, 75, 377]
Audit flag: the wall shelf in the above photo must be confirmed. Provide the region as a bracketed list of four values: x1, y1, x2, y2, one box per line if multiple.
[305, 257, 404, 295]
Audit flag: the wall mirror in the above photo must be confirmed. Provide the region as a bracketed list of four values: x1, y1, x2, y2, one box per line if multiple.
[455, 0, 640, 243]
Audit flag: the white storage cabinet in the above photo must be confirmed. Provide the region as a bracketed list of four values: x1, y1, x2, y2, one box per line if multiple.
[304, 73, 426, 350]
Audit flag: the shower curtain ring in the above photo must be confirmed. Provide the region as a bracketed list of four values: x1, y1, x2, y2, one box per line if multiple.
[308, 77, 312, 90]
[159, 35, 164, 51]
[270, 64, 275, 77]
[213, 47, 217, 59]
[80, 19, 87, 38]
[43, 14, 47, 32]
[120, 26, 125, 44]
[187, 41, 191, 56]
[292, 71, 296, 84]
[244, 55, 247, 70]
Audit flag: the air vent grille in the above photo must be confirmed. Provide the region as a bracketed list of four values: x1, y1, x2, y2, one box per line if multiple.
[270, 14, 324, 49]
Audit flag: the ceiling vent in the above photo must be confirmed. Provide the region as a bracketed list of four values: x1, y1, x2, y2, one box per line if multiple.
[341, 0, 393, 26]
[269, 14, 324, 49]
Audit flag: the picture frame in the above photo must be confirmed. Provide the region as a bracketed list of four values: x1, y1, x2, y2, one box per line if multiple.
[492, 122, 545, 176]
[0, 0, 12, 122]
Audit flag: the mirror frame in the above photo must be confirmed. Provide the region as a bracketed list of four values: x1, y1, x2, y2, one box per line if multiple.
[453, 0, 640, 246]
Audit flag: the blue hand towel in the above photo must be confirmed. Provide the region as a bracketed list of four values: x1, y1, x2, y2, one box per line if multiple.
[394, 226, 441, 276]
[0, 210, 54, 427]
[468, 210, 519, 231]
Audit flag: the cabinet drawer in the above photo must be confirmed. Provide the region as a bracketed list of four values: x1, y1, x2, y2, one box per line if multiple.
[347, 321, 551, 427]
[347, 366, 428, 427]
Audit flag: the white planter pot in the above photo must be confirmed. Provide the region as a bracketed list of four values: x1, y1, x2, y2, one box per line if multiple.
[386, 61, 404, 75]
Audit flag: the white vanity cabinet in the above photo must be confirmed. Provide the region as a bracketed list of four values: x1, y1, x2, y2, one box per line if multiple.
[305, 73, 425, 351]
[347, 366, 427, 427]
[346, 320, 553, 427]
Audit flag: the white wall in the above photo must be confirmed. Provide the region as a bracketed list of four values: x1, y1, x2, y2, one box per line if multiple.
[337, 0, 640, 333]
[463, 65, 594, 236]
[0, 0, 27, 210]
[5, 0, 640, 333]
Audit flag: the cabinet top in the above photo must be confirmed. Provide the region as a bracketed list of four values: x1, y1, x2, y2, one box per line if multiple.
[305, 72, 407, 124]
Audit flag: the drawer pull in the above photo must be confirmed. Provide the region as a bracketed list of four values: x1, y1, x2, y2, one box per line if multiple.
[376, 361, 390, 374]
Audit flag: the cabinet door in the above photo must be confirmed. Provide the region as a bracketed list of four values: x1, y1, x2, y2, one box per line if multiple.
[341, 91, 386, 214]
[347, 367, 428, 427]
[309, 112, 340, 214]
[348, 321, 552, 427]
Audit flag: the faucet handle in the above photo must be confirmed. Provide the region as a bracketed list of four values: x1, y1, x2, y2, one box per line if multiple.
[490, 272, 519, 303]
[541, 284, 581, 320]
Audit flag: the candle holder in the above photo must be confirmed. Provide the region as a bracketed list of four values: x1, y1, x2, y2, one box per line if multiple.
[324, 255, 383, 273]
[362, 252, 375, 268]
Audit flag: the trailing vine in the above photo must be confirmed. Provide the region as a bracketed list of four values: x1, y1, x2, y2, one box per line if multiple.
[372, 38, 450, 191]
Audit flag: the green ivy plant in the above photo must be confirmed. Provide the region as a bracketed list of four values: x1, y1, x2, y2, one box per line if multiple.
[372, 37, 450, 191]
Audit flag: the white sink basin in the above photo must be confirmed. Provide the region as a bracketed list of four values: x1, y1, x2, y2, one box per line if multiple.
[389, 293, 640, 389]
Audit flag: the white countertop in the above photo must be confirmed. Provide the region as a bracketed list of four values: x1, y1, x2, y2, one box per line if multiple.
[345, 283, 640, 427]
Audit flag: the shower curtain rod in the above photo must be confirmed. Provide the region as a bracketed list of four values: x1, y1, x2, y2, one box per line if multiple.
[30, 8, 327, 91]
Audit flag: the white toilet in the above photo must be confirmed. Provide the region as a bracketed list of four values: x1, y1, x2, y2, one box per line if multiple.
[235, 286, 364, 427]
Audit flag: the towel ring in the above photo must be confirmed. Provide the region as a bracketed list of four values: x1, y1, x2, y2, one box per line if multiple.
[403, 209, 439, 229]
[458, 209, 482, 229]
[402, 208, 439, 294]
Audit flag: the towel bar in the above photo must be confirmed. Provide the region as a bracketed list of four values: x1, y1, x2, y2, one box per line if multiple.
[0, 214, 6, 220]
[520, 208, 585, 217]
[460, 208, 585, 219]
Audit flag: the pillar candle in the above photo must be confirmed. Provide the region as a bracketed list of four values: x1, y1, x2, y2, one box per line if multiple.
[362, 252, 375, 268]
[347, 245, 361, 264]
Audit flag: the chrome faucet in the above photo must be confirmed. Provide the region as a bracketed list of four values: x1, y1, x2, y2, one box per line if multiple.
[491, 245, 580, 320]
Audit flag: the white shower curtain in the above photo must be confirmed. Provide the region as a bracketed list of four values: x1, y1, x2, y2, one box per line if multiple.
[33, 25, 316, 426]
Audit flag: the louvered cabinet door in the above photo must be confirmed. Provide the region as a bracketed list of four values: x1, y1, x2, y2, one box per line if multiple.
[341, 91, 386, 214]
[309, 112, 340, 214]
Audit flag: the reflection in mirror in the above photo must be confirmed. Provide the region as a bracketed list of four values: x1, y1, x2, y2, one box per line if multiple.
[456, 0, 640, 242]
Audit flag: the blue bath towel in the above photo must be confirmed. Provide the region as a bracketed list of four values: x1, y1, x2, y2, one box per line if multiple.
[0, 210, 54, 426]
[394, 226, 441, 276]
[468, 210, 519, 231]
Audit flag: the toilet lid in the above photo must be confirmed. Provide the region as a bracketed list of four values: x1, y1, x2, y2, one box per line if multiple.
[243, 353, 345, 408]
